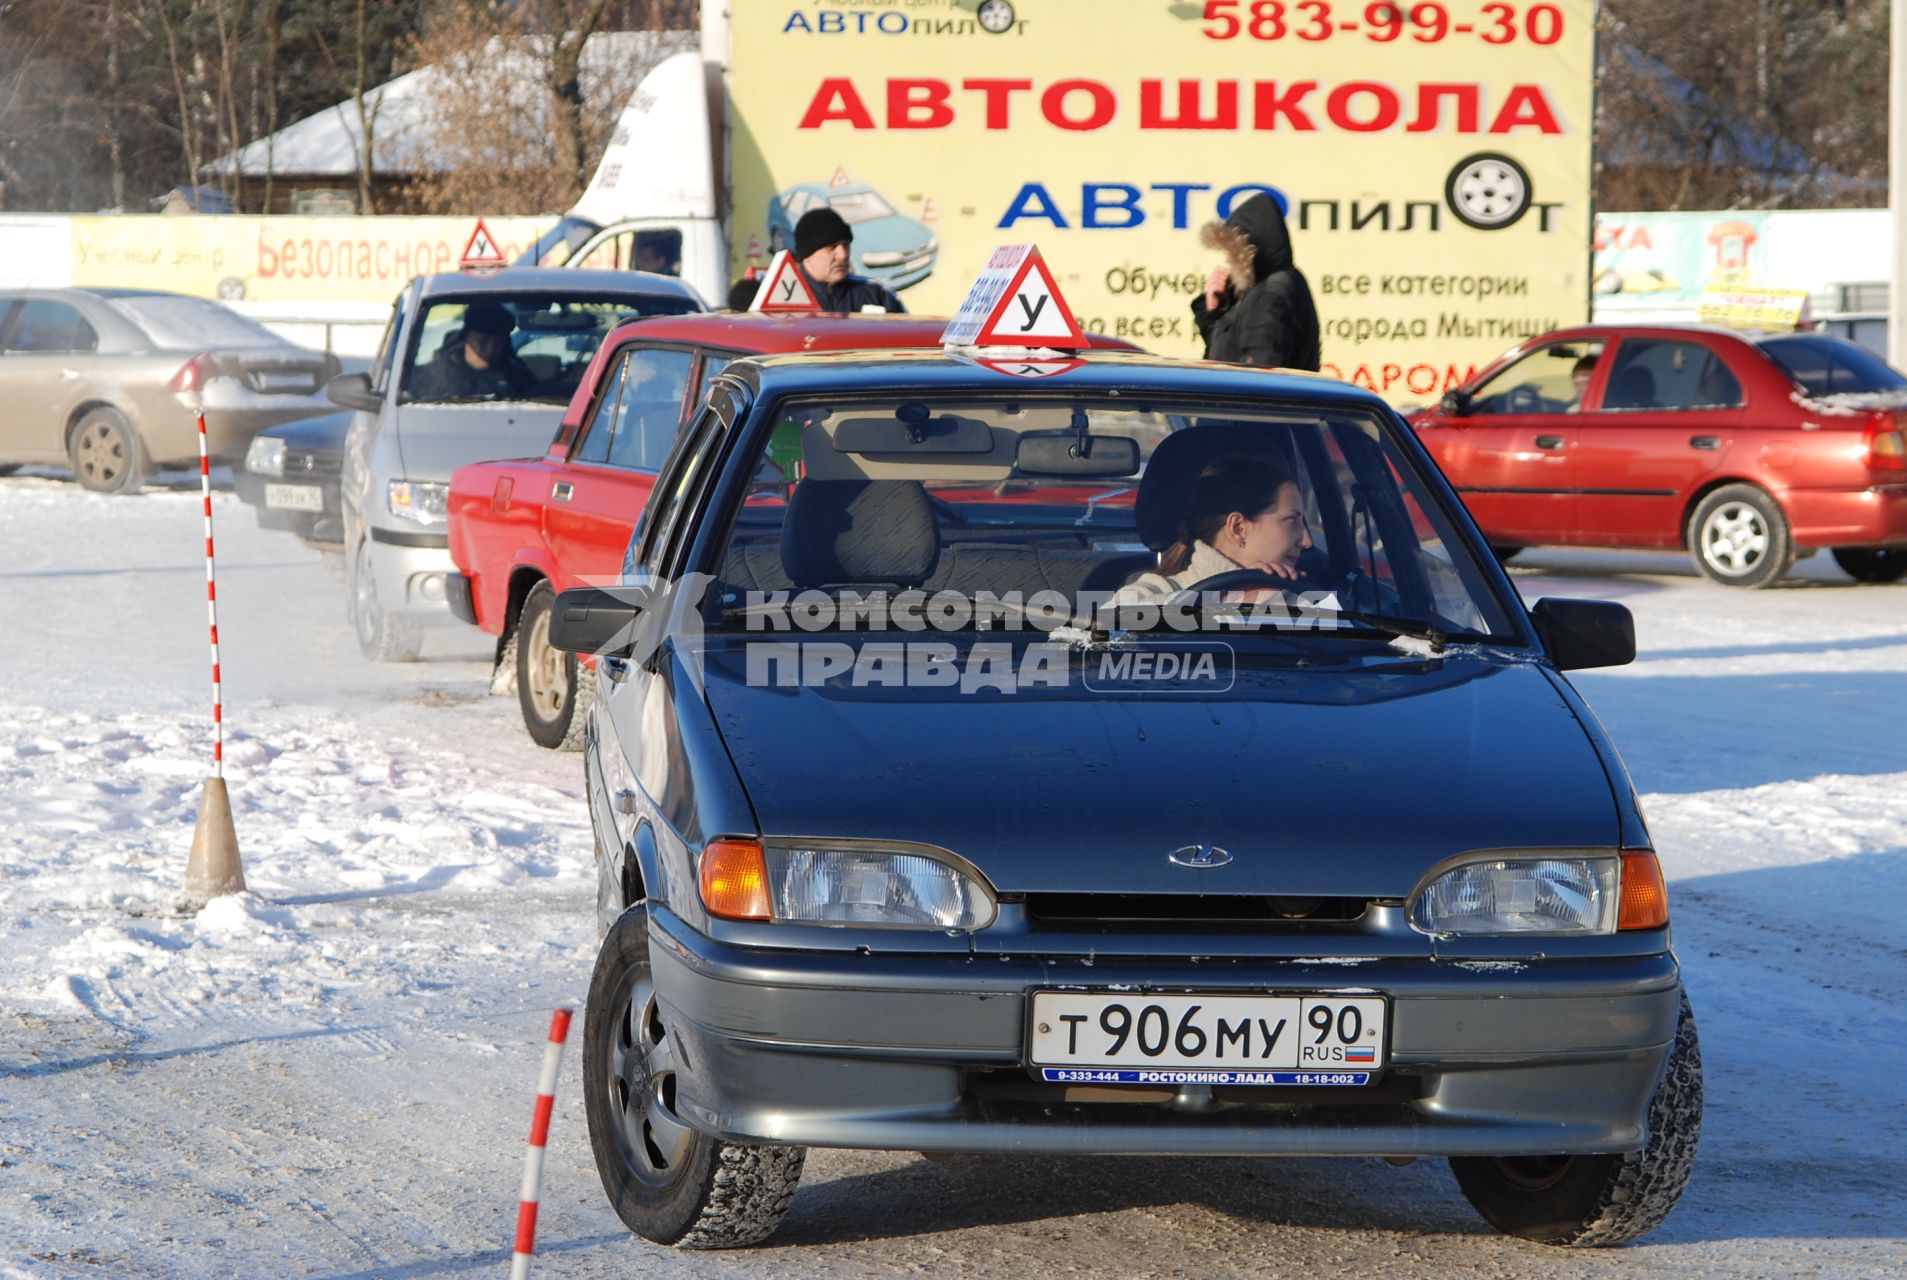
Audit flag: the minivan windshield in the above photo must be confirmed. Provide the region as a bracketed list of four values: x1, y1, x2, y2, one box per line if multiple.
[1760, 334, 1907, 397]
[704, 395, 1518, 643]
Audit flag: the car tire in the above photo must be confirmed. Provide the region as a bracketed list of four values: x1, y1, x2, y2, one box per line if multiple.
[1488, 544, 1523, 564]
[1831, 547, 1907, 584]
[1451, 988, 1703, 1247]
[584, 906, 806, 1249]
[68, 406, 147, 494]
[768, 226, 786, 254]
[0, 464, 21, 477]
[351, 538, 424, 662]
[516, 580, 594, 750]
[1688, 484, 1793, 588]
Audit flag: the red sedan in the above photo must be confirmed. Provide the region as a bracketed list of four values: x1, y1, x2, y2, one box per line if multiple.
[448, 311, 1138, 747]
[1411, 326, 1907, 587]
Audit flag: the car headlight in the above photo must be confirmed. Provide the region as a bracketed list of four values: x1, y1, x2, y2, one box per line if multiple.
[387, 480, 448, 525]
[246, 436, 286, 477]
[860, 249, 906, 267]
[699, 838, 996, 929]
[1409, 856, 1620, 936]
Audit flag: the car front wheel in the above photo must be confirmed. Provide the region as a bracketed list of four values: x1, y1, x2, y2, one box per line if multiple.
[1689, 484, 1792, 588]
[584, 907, 805, 1249]
[1831, 547, 1907, 584]
[1450, 988, 1703, 1246]
[69, 407, 147, 494]
[351, 538, 423, 662]
[516, 580, 594, 750]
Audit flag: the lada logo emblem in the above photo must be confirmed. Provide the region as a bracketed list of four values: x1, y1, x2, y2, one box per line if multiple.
[1169, 844, 1233, 868]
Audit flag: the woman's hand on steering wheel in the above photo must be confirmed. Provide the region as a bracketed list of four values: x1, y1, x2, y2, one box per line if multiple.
[1183, 565, 1335, 604]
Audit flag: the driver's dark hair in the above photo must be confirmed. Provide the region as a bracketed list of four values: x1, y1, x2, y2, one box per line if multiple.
[1159, 454, 1296, 576]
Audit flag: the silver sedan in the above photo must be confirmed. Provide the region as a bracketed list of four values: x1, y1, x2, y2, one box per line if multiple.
[0, 288, 339, 493]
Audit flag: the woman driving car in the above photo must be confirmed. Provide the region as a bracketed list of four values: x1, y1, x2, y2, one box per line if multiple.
[1114, 454, 1313, 605]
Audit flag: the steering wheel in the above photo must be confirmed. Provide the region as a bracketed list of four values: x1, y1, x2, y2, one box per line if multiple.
[1503, 383, 1546, 415]
[1180, 566, 1341, 603]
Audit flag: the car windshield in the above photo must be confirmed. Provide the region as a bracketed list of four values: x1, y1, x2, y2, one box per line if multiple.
[520, 215, 602, 267]
[703, 395, 1518, 643]
[1759, 334, 1907, 397]
[829, 190, 898, 224]
[399, 292, 699, 405]
[107, 295, 284, 350]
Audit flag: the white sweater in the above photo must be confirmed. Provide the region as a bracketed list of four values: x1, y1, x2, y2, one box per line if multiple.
[1110, 540, 1243, 605]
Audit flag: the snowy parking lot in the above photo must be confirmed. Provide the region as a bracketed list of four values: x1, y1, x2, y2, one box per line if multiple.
[2, 472, 1903, 1279]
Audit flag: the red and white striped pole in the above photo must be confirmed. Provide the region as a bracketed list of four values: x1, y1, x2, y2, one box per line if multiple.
[185, 409, 246, 899]
[200, 411, 225, 777]
[511, 1006, 575, 1280]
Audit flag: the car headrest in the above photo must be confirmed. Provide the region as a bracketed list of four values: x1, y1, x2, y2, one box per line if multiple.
[780, 479, 940, 587]
[1134, 425, 1297, 552]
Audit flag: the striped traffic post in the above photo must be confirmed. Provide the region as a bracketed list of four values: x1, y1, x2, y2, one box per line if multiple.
[185, 409, 246, 899]
[511, 1006, 575, 1280]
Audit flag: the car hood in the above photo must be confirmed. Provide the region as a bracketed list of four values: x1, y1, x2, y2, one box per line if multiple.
[258, 409, 350, 452]
[699, 647, 1618, 898]
[391, 403, 565, 483]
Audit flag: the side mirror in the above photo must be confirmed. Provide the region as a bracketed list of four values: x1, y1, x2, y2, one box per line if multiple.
[1439, 388, 1472, 417]
[1530, 598, 1634, 671]
[548, 585, 649, 658]
[326, 372, 382, 413]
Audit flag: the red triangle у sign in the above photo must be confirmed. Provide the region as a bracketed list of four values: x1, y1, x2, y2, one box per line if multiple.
[750, 250, 822, 312]
[460, 218, 506, 270]
[974, 247, 1086, 348]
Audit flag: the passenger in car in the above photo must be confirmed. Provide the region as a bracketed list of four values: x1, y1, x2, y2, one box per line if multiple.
[1112, 454, 1312, 605]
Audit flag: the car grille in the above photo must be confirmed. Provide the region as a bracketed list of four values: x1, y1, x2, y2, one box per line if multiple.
[1021, 894, 1371, 924]
[284, 449, 342, 479]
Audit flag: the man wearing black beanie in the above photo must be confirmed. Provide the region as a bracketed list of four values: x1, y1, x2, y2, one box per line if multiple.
[792, 207, 905, 313]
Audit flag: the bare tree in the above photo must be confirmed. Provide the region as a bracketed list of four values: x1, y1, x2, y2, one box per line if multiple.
[402, 0, 677, 214]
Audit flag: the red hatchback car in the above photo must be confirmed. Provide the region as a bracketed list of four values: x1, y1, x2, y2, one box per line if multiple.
[448, 311, 1138, 747]
[1412, 326, 1907, 587]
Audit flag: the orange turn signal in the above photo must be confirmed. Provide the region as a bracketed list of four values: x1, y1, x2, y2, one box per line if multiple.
[699, 838, 771, 920]
[1617, 849, 1669, 930]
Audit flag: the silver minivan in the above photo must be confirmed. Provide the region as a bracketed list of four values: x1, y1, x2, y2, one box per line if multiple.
[332, 268, 701, 660]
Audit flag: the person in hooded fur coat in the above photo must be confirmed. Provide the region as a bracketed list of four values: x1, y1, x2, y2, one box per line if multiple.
[1191, 193, 1321, 371]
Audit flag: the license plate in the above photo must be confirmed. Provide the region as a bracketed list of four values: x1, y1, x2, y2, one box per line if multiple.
[265, 483, 323, 512]
[253, 373, 316, 392]
[1028, 992, 1387, 1086]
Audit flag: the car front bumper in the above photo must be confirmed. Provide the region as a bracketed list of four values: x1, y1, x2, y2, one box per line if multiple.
[365, 525, 457, 623]
[645, 908, 1682, 1158]
[234, 466, 341, 539]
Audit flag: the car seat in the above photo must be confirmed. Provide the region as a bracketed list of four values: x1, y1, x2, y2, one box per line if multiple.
[779, 478, 941, 588]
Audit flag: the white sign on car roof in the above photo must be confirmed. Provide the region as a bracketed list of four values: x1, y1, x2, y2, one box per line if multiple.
[940, 244, 1085, 350]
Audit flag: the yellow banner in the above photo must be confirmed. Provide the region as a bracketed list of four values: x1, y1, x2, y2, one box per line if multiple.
[1695, 285, 1811, 332]
[68, 215, 554, 303]
[729, 0, 1594, 403]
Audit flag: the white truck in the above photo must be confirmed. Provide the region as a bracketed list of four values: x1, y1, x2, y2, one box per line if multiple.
[517, 51, 728, 305]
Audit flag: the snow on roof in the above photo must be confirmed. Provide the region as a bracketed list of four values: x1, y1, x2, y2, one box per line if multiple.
[205, 29, 695, 178]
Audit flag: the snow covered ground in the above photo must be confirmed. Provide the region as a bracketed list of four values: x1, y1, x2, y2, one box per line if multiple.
[2, 472, 1903, 1279]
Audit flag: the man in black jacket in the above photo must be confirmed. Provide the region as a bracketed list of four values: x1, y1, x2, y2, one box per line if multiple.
[1191, 193, 1320, 371]
[793, 208, 905, 313]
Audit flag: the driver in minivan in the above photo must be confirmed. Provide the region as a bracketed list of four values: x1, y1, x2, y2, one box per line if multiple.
[411, 301, 537, 401]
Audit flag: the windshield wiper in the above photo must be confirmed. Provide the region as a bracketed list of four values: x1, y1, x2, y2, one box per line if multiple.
[1283, 605, 1449, 652]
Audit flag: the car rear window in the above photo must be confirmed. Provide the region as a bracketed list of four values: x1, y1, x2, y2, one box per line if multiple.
[1759, 335, 1907, 397]
[107, 295, 283, 349]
